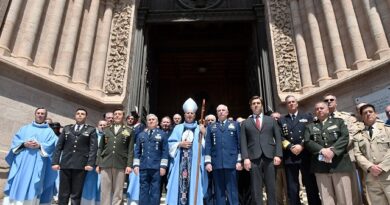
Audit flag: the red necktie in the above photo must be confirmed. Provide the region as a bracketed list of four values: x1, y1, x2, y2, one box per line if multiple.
[256, 116, 261, 130]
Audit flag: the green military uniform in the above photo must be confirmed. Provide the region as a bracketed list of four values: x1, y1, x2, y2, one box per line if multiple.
[332, 111, 361, 161]
[97, 124, 135, 168]
[304, 116, 354, 205]
[353, 121, 390, 204]
[304, 117, 353, 173]
[97, 124, 135, 205]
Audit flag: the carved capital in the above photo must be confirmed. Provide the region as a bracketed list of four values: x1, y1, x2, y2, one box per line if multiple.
[104, 0, 133, 94]
[268, 0, 301, 92]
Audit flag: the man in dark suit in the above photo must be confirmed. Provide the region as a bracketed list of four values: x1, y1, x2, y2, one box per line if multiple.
[52, 108, 98, 205]
[240, 96, 283, 205]
[96, 108, 135, 205]
[278, 95, 321, 205]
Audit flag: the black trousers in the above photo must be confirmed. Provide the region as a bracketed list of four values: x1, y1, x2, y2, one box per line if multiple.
[285, 162, 321, 205]
[238, 169, 252, 205]
[58, 169, 86, 205]
[250, 157, 276, 205]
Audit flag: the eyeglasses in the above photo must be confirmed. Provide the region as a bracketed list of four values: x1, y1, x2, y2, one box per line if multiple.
[324, 99, 335, 102]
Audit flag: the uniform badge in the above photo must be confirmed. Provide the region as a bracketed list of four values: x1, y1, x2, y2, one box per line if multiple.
[313, 127, 320, 132]
[299, 119, 308, 123]
[228, 123, 235, 130]
[212, 124, 217, 129]
[155, 134, 162, 141]
[121, 129, 130, 137]
[82, 131, 89, 136]
[327, 125, 338, 130]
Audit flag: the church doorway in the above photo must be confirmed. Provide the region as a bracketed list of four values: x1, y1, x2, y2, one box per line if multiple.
[145, 22, 260, 119]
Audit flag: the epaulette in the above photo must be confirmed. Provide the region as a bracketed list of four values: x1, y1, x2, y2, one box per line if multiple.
[340, 111, 354, 116]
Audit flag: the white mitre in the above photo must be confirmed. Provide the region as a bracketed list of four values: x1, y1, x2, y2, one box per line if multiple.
[182, 98, 198, 113]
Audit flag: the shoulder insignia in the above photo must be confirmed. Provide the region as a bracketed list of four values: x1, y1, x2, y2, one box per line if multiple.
[340, 111, 352, 116]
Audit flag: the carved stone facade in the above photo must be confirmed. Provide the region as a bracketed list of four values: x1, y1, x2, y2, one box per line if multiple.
[105, 0, 134, 94]
[267, 0, 301, 93]
[0, 0, 390, 199]
[266, 0, 390, 106]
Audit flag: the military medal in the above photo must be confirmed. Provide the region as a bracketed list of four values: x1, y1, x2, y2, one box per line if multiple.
[282, 124, 289, 136]
[155, 134, 161, 150]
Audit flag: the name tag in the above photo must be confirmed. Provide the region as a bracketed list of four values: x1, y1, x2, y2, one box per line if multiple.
[327, 125, 338, 130]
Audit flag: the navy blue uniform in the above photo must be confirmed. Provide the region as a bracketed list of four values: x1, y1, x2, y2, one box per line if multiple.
[278, 112, 321, 205]
[205, 120, 241, 205]
[133, 128, 168, 205]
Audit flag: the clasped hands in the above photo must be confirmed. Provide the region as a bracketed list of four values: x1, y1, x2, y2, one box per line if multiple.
[24, 140, 40, 149]
[320, 148, 335, 163]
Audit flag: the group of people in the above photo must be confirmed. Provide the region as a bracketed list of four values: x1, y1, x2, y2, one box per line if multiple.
[3, 95, 390, 205]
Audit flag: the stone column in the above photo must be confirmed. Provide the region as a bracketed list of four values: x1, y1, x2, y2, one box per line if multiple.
[54, 0, 84, 77]
[339, 0, 368, 69]
[12, 0, 47, 62]
[72, 0, 100, 84]
[320, 0, 349, 78]
[0, 0, 23, 54]
[360, 0, 390, 59]
[304, 0, 330, 85]
[290, 0, 313, 91]
[33, 0, 67, 69]
[89, 0, 113, 91]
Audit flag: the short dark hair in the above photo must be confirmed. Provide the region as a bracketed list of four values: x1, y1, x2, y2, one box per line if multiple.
[76, 108, 88, 116]
[161, 116, 171, 122]
[249, 96, 264, 105]
[35, 107, 48, 117]
[359, 104, 376, 115]
[323, 93, 336, 100]
[113, 108, 125, 115]
[284, 95, 296, 102]
[103, 112, 113, 118]
[130, 111, 139, 119]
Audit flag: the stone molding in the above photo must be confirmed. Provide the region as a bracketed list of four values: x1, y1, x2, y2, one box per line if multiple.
[267, 0, 301, 92]
[104, 0, 134, 94]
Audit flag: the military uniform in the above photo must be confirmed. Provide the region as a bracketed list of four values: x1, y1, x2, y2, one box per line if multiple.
[278, 113, 320, 205]
[353, 121, 390, 204]
[331, 111, 366, 205]
[97, 124, 134, 205]
[133, 128, 168, 205]
[205, 120, 241, 205]
[304, 117, 353, 205]
[52, 124, 98, 205]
